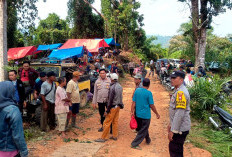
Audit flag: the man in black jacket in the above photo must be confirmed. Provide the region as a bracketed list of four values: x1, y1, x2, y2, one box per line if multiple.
[8, 70, 26, 113]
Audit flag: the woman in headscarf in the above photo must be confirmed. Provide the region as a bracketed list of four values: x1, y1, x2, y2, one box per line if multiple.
[0, 81, 28, 157]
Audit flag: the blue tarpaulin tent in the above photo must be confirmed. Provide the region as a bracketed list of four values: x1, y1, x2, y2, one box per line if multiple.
[48, 46, 86, 60]
[104, 38, 120, 46]
[37, 43, 63, 51]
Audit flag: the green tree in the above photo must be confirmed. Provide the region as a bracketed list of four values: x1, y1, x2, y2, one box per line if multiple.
[33, 13, 70, 45]
[178, 0, 232, 70]
[7, 0, 41, 48]
[67, 0, 104, 38]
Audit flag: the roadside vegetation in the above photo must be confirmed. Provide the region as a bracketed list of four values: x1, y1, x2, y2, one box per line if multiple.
[186, 76, 232, 157]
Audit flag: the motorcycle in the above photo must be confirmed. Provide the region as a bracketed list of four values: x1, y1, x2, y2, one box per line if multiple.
[209, 105, 232, 134]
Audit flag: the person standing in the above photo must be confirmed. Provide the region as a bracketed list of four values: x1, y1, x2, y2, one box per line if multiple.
[184, 68, 194, 88]
[92, 69, 111, 132]
[40, 71, 57, 131]
[112, 63, 119, 74]
[148, 62, 155, 77]
[0, 81, 28, 157]
[8, 70, 26, 113]
[66, 71, 81, 128]
[131, 78, 160, 150]
[34, 72, 47, 100]
[168, 70, 191, 157]
[132, 74, 143, 132]
[55, 77, 70, 137]
[95, 73, 123, 142]
[128, 61, 135, 77]
[140, 64, 147, 81]
[18, 61, 39, 95]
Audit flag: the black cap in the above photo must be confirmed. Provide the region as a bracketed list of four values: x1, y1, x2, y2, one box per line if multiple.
[39, 72, 46, 77]
[99, 68, 107, 73]
[170, 70, 185, 79]
[47, 71, 56, 77]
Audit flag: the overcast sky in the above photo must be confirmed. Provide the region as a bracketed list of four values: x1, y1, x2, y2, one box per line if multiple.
[36, 0, 232, 37]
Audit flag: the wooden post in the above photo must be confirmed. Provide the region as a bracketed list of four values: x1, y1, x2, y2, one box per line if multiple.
[0, 0, 7, 81]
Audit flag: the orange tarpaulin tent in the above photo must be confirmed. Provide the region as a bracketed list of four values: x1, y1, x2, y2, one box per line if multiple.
[8, 46, 40, 61]
[59, 39, 110, 53]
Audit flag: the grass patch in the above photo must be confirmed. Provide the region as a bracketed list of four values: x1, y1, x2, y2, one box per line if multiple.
[188, 120, 232, 157]
[24, 125, 45, 141]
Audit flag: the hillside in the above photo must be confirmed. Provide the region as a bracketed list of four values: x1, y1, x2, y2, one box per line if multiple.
[147, 35, 172, 48]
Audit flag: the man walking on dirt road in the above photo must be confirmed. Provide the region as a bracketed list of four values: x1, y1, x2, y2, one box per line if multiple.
[95, 73, 123, 142]
[92, 69, 111, 132]
[131, 78, 160, 150]
[168, 70, 191, 157]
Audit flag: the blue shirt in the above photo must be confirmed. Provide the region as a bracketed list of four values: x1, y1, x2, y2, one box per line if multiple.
[133, 88, 154, 119]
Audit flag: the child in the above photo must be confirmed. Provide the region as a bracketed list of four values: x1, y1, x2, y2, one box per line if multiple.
[55, 77, 70, 137]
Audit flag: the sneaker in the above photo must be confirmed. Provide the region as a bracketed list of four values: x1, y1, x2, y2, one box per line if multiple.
[131, 145, 142, 150]
[98, 127, 103, 132]
[72, 125, 80, 129]
[109, 137, 117, 141]
[95, 138, 107, 143]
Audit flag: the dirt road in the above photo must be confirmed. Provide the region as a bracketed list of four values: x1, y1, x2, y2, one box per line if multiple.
[28, 75, 211, 157]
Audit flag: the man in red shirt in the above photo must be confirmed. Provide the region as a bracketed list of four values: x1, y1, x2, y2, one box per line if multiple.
[18, 61, 39, 95]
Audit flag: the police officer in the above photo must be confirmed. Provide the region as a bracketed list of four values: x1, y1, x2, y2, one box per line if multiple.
[168, 70, 191, 157]
[92, 68, 111, 132]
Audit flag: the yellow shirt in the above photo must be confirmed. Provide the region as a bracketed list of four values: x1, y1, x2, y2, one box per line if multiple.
[66, 79, 80, 103]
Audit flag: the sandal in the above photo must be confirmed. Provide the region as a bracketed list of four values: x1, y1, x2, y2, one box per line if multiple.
[131, 145, 142, 150]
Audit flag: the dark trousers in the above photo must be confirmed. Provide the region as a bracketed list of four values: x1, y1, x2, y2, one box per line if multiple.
[129, 68, 134, 77]
[169, 131, 189, 157]
[131, 118, 151, 147]
[40, 101, 56, 131]
[98, 103, 107, 125]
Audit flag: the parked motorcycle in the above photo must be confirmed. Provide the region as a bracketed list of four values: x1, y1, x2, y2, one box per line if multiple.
[209, 105, 232, 134]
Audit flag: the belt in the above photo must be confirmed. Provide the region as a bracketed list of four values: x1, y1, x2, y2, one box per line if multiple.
[112, 105, 119, 108]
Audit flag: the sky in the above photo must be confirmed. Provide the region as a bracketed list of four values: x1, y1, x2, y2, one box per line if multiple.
[36, 0, 232, 37]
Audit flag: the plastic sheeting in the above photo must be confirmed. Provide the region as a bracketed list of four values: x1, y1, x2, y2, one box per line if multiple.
[8, 46, 40, 60]
[59, 39, 109, 52]
[104, 38, 120, 46]
[37, 43, 63, 51]
[48, 46, 88, 60]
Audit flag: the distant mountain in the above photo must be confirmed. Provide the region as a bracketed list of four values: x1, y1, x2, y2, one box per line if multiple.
[147, 35, 172, 48]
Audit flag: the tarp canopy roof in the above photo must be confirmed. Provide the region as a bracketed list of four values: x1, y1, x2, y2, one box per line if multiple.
[48, 46, 91, 60]
[60, 39, 109, 52]
[8, 46, 40, 60]
[104, 38, 120, 46]
[37, 43, 63, 51]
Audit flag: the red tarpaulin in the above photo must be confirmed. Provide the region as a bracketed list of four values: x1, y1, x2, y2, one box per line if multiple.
[8, 46, 40, 60]
[59, 39, 110, 53]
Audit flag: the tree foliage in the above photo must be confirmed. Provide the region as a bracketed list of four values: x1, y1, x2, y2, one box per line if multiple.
[101, 0, 145, 51]
[67, 0, 104, 38]
[7, 0, 40, 48]
[29, 13, 70, 45]
[169, 21, 232, 72]
[178, 0, 232, 69]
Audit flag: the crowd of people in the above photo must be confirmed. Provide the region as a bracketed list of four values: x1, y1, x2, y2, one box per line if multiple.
[0, 56, 193, 157]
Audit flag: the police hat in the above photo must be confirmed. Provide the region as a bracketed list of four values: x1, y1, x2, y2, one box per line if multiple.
[170, 70, 185, 79]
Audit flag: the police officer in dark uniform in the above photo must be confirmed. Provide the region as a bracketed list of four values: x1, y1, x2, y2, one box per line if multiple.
[168, 70, 191, 157]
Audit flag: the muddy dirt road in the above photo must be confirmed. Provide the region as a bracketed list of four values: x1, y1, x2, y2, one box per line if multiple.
[28, 75, 211, 157]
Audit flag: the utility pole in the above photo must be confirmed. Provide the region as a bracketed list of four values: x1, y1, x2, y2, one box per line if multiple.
[0, 0, 7, 81]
